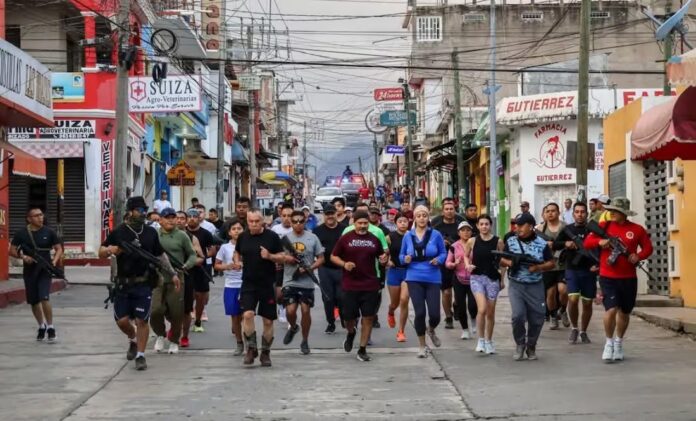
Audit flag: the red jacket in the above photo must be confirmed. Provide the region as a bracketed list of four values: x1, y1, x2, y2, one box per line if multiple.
[584, 220, 653, 279]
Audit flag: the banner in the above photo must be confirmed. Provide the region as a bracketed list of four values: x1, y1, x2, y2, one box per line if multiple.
[128, 75, 202, 113]
[52, 72, 85, 102]
[101, 139, 114, 241]
[8, 120, 96, 140]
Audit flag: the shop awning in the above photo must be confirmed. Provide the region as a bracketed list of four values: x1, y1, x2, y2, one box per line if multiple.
[260, 171, 297, 185]
[258, 178, 288, 187]
[231, 141, 249, 164]
[10, 140, 86, 159]
[0, 142, 46, 179]
[631, 87, 696, 160]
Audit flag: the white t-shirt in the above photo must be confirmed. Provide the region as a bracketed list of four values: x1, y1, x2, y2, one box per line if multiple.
[201, 219, 217, 236]
[153, 199, 172, 214]
[216, 243, 243, 288]
[271, 224, 293, 237]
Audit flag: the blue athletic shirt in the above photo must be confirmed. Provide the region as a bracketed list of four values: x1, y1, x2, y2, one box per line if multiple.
[399, 227, 447, 284]
[504, 234, 552, 284]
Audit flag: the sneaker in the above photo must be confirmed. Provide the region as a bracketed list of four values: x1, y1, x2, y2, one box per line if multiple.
[549, 317, 559, 330]
[373, 319, 381, 329]
[356, 349, 371, 362]
[300, 340, 310, 355]
[526, 345, 538, 360]
[460, 330, 470, 340]
[343, 331, 356, 353]
[475, 338, 486, 353]
[513, 344, 526, 361]
[201, 310, 208, 322]
[180, 337, 190, 348]
[417, 346, 429, 358]
[154, 336, 166, 353]
[613, 341, 624, 361]
[444, 317, 454, 329]
[283, 324, 299, 345]
[193, 324, 205, 333]
[387, 312, 396, 329]
[244, 347, 258, 365]
[278, 307, 287, 324]
[168, 343, 179, 354]
[126, 341, 137, 361]
[396, 330, 407, 342]
[484, 341, 496, 355]
[260, 350, 272, 367]
[233, 342, 245, 356]
[427, 328, 441, 348]
[37, 325, 46, 341]
[568, 328, 579, 344]
[333, 307, 340, 321]
[602, 342, 614, 363]
[325, 323, 336, 334]
[135, 355, 147, 371]
[561, 311, 570, 328]
[47, 327, 56, 343]
[580, 332, 591, 344]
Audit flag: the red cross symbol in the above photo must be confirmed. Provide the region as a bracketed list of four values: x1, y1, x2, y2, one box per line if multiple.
[130, 81, 146, 102]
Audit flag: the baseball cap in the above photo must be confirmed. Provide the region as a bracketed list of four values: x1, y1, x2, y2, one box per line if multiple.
[185, 208, 200, 217]
[345, 206, 353, 212]
[160, 207, 176, 218]
[458, 221, 473, 231]
[597, 194, 611, 204]
[387, 208, 398, 215]
[515, 212, 536, 226]
[301, 205, 311, 211]
[369, 206, 381, 215]
[324, 204, 337, 214]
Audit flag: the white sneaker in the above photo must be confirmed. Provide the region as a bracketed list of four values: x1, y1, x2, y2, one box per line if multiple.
[602, 342, 614, 362]
[416, 346, 429, 358]
[613, 341, 624, 361]
[460, 330, 470, 340]
[278, 307, 287, 324]
[154, 336, 165, 353]
[475, 338, 485, 353]
[168, 343, 179, 354]
[484, 340, 496, 355]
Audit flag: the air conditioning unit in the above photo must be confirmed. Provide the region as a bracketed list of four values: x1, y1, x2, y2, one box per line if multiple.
[521, 12, 543, 22]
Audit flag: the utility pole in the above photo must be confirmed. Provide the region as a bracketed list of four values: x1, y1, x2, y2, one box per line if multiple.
[113, 0, 130, 226]
[576, 0, 591, 202]
[215, 0, 227, 218]
[358, 156, 363, 175]
[302, 121, 307, 197]
[402, 82, 415, 198]
[452, 49, 466, 214]
[276, 79, 283, 170]
[373, 133, 379, 187]
[247, 24, 257, 205]
[663, 3, 673, 96]
[487, 0, 499, 234]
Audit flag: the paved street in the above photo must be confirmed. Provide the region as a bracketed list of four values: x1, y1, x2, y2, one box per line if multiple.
[2, 270, 696, 420]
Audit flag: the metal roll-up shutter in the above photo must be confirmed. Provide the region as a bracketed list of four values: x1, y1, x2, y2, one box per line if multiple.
[9, 174, 30, 238]
[608, 161, 626, 198]
[643, 161, 669, 295]
[46, 158, 85, 242]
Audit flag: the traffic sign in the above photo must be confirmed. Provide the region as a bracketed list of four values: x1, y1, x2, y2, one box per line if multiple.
[385, 145, 406, 156]
[374, 88, 404, 101]
[167, 160, 196, 186]
[365, 109, 388, 134]
[379, 110, 416, 127]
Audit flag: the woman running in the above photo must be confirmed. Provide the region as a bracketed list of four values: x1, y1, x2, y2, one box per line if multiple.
[400, 205, 447, 358]
[214, 219, 245, 356]
[445, 221, 477, 340]
[386, 213, 410, 342]
[465, 215, 504, 355]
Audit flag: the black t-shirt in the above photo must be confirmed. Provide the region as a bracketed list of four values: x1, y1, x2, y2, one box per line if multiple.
[102, 223, 163, 278]
[12, 226, 61, 279]
[388, 231, 406, 268]
[187, 227, 216, 278]
[313, 223, 344, 270]
[236, 228, 283, 290]
[434, 220, 459, 248]
[554, 224, 599, 270]
[209, 219, 224, 231]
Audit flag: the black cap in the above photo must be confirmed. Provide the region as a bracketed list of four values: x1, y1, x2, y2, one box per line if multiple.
[515, 212, 536, 226]
[126, 196, 148, 211]
[324, 204, 337, 214]
[368, 206, 381, 215]
[160, 207, 176, 218]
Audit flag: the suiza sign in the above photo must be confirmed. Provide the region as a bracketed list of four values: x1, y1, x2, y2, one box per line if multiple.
[128, 75, 202, 113]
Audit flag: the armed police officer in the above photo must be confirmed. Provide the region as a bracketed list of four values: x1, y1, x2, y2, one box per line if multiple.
[99, 196, 181, 371]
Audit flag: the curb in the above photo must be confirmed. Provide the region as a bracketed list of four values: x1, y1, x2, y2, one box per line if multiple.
[0, 279, 68, 309]
[633, 309, 696, 336]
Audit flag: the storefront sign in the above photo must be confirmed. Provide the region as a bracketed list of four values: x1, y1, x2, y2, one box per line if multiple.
[101, 139, 114, 241]
[0, 39, 53, 125]
[128, 75, 202, 113]
[201, 0, 222, 51]
[499, 93, 576, 125]
[528, 123, 576, 185]
[52, 72, 85, 102]
[374, 88, 404, 101]
[257, 189, 274, 200]
[621, 89, 677, 106]
[7, 120, 96, 140]
[238, 73, 261, 91]
[167, 160, 196, 186]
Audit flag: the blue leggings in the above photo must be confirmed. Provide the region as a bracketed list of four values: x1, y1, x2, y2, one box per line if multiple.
[407, 281, 441, 336]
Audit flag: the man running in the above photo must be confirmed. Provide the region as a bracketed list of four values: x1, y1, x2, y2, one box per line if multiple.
[195, 204, 218, 236]
[272, 203, 294, 323]
[331, 211, 389, 362]
[332, 197, 350, 228]
[99, 196, 180, 370]
[584, 197, 653, 363]
[10, 207, 63, 342]
[235, 197, 251, 228]
[431, 197, 464, 226]
[562, 199, 574, 225]
[234, 209, 286, 366]
[185, 208, 216, 334]
[434, 200, 460, 330]
[537, 203, 569, 330]
[281, 210, 324, 354]
[314, 205, 345, 333]
[463, 204, 479, 236]
[499, 213, 554, 361]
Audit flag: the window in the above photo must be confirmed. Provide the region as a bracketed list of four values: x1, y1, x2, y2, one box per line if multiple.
[416, 16, 442, 42]
[668, 241, 680, 277]
[666, 160, 677, 184]
[591, 11, 611, 19]
[608, 161, 627, 198]
[667, 194, 678, 231]
[463, 13, 486, 24]
[521, 12, 544, 22]
[6, 25, 21, 48]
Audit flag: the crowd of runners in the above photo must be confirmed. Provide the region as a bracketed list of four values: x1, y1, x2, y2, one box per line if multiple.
[11, 190, 653, 371]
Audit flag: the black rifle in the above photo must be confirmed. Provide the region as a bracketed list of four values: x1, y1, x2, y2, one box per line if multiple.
[18, 244, 69, 283]
[164, 249, 214, 284]
[534, 230, 553, 242]
[280, 235, 330, 301]
[562, 226, 599, 266]
[492, 250, 543, 268]
[586, 220, 657, 281]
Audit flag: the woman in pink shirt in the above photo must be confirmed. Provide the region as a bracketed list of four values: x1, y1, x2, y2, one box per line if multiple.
[445, 221, 478, 339]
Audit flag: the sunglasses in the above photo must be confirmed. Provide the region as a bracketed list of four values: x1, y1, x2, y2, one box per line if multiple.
[291, 219, 305, 224]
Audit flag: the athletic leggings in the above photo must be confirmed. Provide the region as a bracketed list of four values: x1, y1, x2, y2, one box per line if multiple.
[407, 281, 441, 336]
[452, 281, 477, 330]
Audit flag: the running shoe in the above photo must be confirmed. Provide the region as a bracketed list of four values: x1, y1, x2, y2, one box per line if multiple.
[484, 340, 496, 355]
[168, 343, 179, 354]
[300, 340, 310, 355]
[513, 344, 526, 361]
[549, 317, 559, 330]
[126, 341, 137, 361]
[37, 325, 46, 341]
[233, 342, 244, 356]
[135, 355, 147, 371]
[193, 323, 205, 333]
[373, 319, 381, 329]
[283, 324, 299, 345]
[396, 331, 407, 342]
[201, 310, 208, 322]
[460, 330, 470, 340]
[475, 338, 486, 353]
[325, 323, 336, 334]
[427, 328, 442, 347]
[154, 336, 166, 353]
[561, 310, 570, 328]
[47, 327, 56, 343]
[260, 350, 272, 367]
[444, 317, 454, 329]
[180, 337, 190, 348]
[526, 345, 538, 360]
[387, 312, 396, 329]
[344, 330, 356, 353]
[602, 342, 614, 363]
[333, 307, 340, 320]
[580, 332, 591, 344]
[568, 328, 579, 344]
[356, 349, 371, 362]
[613, 341, 624, 361]
[417, 346, 429, 358]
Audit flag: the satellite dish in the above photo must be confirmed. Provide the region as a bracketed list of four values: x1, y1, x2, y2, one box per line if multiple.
[656, 0, 693, 41]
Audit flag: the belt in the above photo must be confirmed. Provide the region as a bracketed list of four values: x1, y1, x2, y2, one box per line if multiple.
[117, 276, 149, 284]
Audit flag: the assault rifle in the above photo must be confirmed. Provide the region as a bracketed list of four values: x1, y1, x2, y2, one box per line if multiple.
[18, 244, 69, 283]
[586, 220, 656, 281]
[562, 226, 599, 266]
[164, 249, 214, 284]
[280, 235, 330, 301]
[491, 250, 543, 269]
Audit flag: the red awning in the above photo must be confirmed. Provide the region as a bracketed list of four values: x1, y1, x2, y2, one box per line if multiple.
[0, 142, 46, 179]
[631, 87, 696, 160]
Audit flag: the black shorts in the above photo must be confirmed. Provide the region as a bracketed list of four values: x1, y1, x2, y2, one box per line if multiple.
[240, 288, 277, 320]
[342, 290, 380, 320]
[543, 270, 566, 289]
[24, 275, 51, 305]
[282, 286, 315, 307]
[113, 283, 153, 321]
[599, 277, 638, 314]
[440, 268, 454, 290]
[184, 275, 194, 313]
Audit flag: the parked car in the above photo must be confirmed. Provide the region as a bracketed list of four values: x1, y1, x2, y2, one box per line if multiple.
[338, 182, 362, 208]
[315, 186, 344, 210]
